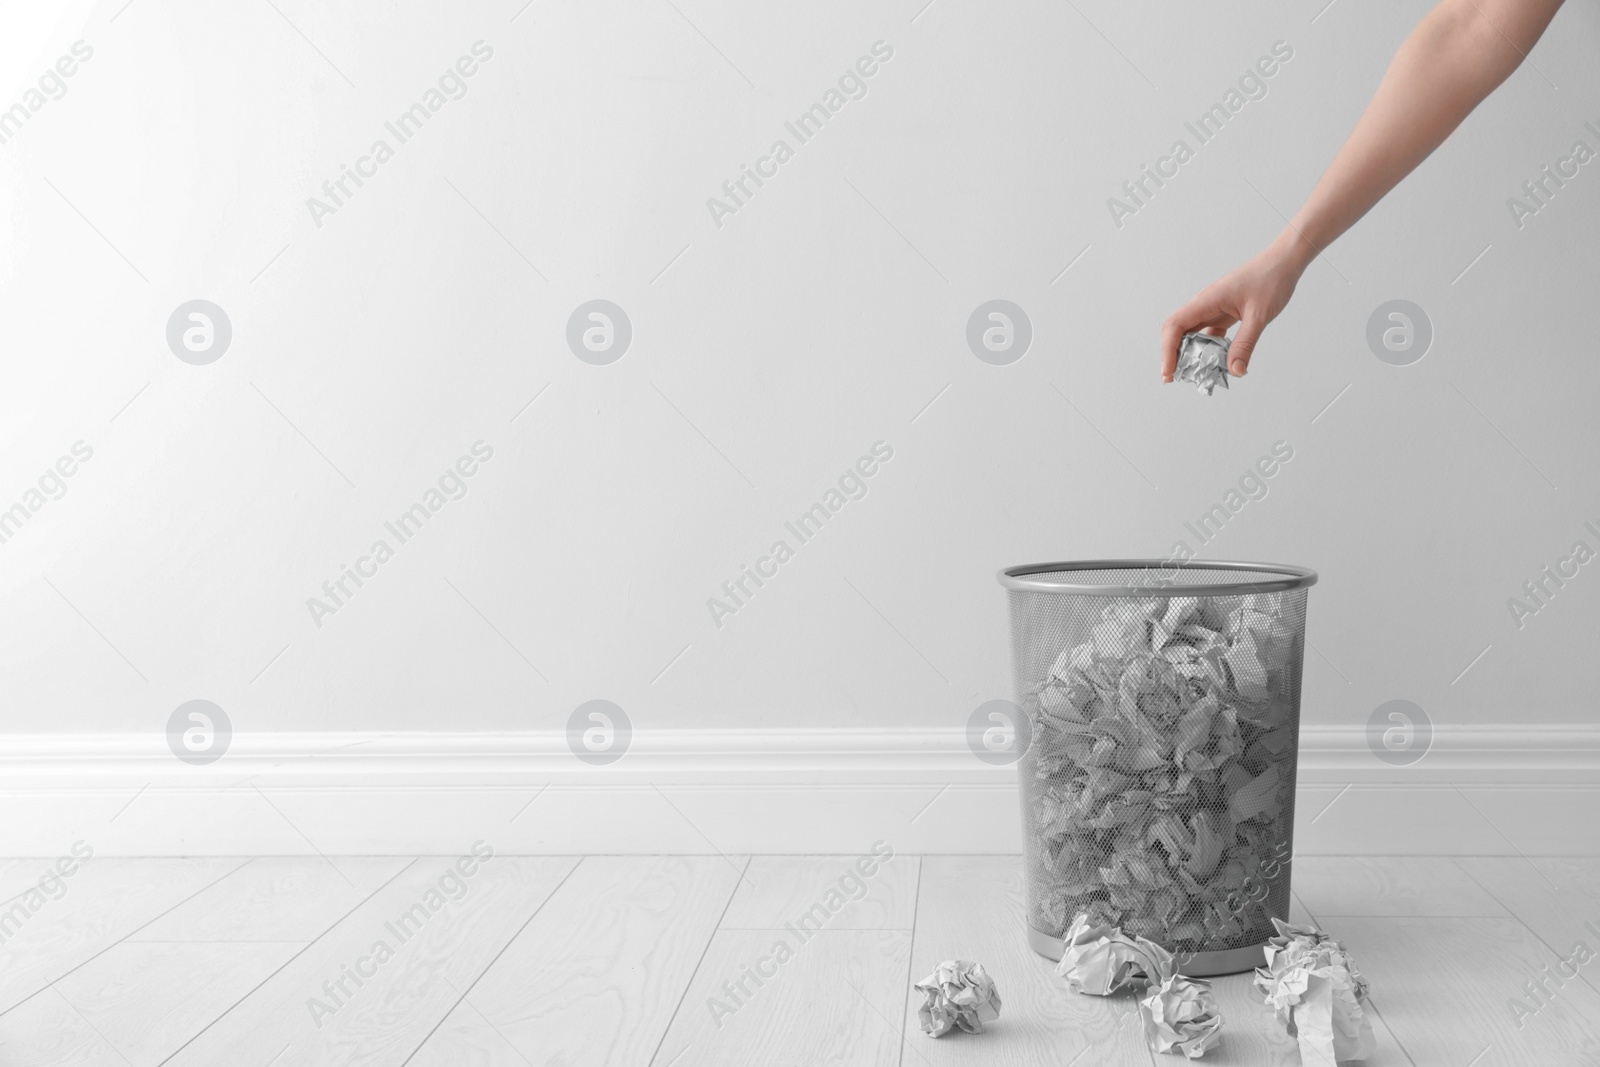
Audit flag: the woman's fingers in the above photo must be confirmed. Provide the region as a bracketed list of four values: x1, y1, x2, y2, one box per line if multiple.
[1160, 297, 1220, 380]
[1160, 294, 1240, 381]
[1158, 313, 1192, 383]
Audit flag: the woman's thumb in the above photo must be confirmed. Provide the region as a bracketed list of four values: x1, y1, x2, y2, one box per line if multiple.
[1228, 316, 1267, 376]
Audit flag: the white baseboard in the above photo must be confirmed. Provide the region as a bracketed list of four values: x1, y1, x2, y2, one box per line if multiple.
[3, 726, 1597, 856]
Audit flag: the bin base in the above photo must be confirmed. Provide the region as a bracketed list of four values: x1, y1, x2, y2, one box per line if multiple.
[1027, 926, 1266, 977]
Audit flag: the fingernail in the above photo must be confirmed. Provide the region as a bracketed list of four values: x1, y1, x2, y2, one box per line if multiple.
[1231, 361, 1246, 376]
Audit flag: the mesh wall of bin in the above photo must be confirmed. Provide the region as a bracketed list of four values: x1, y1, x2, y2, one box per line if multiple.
[997, 560, 1317, 976]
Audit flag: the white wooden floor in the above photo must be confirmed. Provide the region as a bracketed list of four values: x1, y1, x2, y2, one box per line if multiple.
[2, 855, 1599, 1066]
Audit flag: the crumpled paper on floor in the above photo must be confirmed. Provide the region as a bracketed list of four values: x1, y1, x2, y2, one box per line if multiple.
[1140, 974, 1224, 1059]
[1253, 919, 1376, 1064]
[1055, 911, 1175, 995]
[1175, 332, 1231, 395]
[915, 959, 1002, 1036]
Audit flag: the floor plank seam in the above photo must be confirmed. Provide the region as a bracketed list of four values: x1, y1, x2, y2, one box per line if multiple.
[47, 981, 132, 1065]
[152, 856, 423, 1067]
[398, 855, 587, 1067]
[1448, 855, 1600, 1009]
[1358, 994, 1420, 1067]
[895, 855, 923, 1067]
[0, 856, 255, 1022]
[645, 854, 753, 1067]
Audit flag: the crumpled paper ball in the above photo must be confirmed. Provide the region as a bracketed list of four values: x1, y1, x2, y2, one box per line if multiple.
[1140, 974, 1224, 1059]
[1253, 919, 1376, 1063]
[1055, 912, 1175, 995]
[1175, 332, 1231, 395]
[914, 959, 1002, 1036]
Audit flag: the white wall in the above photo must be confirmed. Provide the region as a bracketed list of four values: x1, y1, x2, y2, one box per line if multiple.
[2, 0, 1598, 844]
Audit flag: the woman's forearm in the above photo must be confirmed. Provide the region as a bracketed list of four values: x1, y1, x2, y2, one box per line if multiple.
[1275, 0, 1564, 272]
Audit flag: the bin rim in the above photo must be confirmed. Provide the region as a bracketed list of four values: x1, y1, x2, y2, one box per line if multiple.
[997, 559, 1318, 597]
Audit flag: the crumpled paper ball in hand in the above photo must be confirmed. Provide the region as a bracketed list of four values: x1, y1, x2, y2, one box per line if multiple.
[1055, 912, 1175, 995]
[1140, 974, 1224, 1059]
[915, 960, 1002, 1037]
[1253, 918, 1376, 1064]
[1175, 332, 1231, 395]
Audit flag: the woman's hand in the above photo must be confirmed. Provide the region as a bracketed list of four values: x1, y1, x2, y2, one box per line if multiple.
[1159, 235, 1311, 382]
[1157, 0, 1566, 384]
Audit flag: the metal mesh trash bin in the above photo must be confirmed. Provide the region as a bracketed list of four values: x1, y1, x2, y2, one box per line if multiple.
[997, 560, 1317, 976]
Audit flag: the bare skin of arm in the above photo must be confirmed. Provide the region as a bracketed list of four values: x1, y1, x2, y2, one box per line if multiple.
[1159, 0, 1566, 382]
